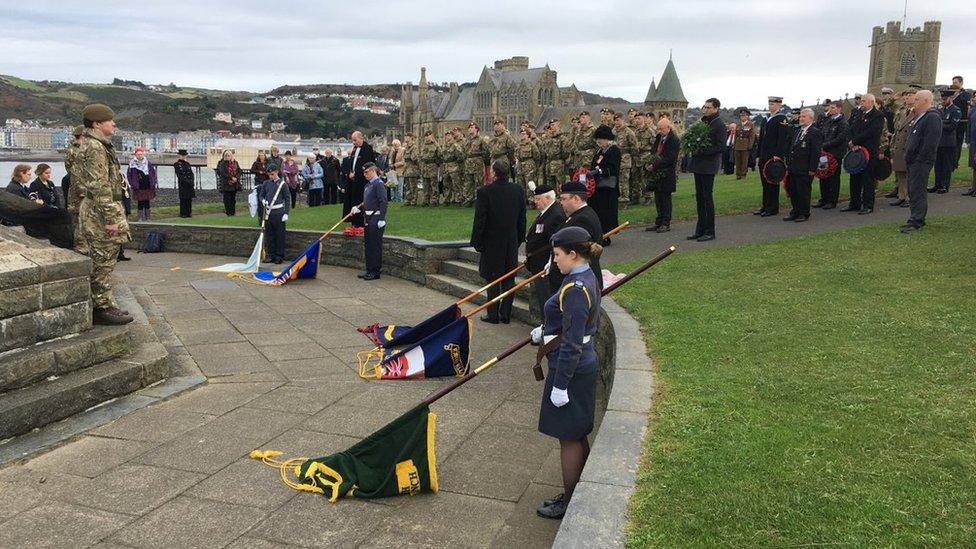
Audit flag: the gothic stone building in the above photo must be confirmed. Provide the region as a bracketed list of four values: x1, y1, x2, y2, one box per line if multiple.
[397, 56, 689, 139]
[867, 21, 940, 95]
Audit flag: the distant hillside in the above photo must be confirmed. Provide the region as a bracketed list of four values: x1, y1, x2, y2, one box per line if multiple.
[580, 91, 630, 105]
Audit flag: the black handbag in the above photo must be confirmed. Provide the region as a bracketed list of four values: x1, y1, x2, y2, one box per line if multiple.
[597, 175, 618, 190]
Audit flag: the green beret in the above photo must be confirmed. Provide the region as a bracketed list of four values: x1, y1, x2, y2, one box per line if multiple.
[82, 103, 115, 123]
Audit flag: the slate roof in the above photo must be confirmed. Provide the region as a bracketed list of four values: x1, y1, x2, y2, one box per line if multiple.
[484, 67, 547, 88]
[654, 59, 687, 103]
[410, 91, 453, 118]
[443, 86, 475, 121]
[644, 78, 657, 103]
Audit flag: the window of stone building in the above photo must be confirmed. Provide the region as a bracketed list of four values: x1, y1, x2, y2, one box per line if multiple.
[899, 52, 917, 77]
[874, 57, 884, 80]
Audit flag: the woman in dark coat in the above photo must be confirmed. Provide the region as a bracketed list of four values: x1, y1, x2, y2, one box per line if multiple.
[533, 226, 603, 520]
[127, 148, 158, 220]
[216, 150, 241, 216]
[588, 125, 621, 245]
[29, 163, 62, 209]
[645, 118, 680, 232]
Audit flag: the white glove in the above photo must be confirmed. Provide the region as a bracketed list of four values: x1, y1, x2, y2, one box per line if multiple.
[350, 206, 361, 215]
[282, 214, 288, 222]
[530, 325, 543, 344]
[550, 387, 569, 407]
[377, 220, 386, 228]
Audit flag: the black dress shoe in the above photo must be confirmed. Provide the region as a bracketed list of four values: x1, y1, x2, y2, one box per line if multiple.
[500, 317, 511, 325]
[357, 273, 367, 279]
[362, 272, 381, 280]
[686, 233, 703, 240]
[645, 224, 661, 232]
[963, 189, 975, 196]
[812, 202, 824, 208]
[480, 314, 499, 324]
[900, 201, 910, 207]
[839, 205, 859, 212]
[821, 203, 836, 210]
[900, 224, 922, 234]
[935, 188, 948, 194]
[889, 199, 905, 206]
[117, 254, 131, 262]
[884, 191, 898, 198]
[782, 215, 798, 221]
[858, 208, 873, 215]
[752, 209, 765, 216]
[760, 211, 775, 217]
[926, 186, 937, 193]
[794, 215, 809, 222]
[696, 234, 716, 242]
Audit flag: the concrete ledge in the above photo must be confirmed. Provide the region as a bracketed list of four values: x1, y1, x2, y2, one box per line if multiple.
[553, 297, 654, 548]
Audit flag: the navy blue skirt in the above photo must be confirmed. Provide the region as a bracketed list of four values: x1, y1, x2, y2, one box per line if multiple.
[538, 355, 598, 440]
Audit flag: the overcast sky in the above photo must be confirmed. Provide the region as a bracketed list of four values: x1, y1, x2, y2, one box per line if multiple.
[2, 0, 974, 108]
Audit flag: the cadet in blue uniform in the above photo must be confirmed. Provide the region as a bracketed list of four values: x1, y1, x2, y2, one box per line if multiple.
[532, 226, 603, 520]
[260, 165, 289, 264]
[353, 162, 387, 280]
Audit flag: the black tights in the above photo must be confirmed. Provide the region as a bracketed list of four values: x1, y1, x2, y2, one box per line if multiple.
[560, 436, 590, 500]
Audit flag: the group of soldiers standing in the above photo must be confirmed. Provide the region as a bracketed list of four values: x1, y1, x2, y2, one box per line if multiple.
[399, 108, 667, 207]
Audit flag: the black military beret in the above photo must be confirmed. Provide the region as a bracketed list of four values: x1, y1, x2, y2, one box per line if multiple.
[940, 89, 956, 98]
[533, 183, 554, 195]
[177, 149, 188, 156]
[362, 162, 377, 171]
[594, 125, 614, 140]
[578, 111, 590, 116]
[551, 226, 592, 247]
[560, 180, 588, 195]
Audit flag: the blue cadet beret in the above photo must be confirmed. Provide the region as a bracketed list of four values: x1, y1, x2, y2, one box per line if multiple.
[551, 226, 592, 247]
[560, 180, 588, 195]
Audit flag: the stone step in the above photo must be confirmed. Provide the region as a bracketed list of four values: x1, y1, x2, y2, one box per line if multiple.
[456, 247, 528, 266]
[425, 274, 534, 325]
[0, 325, 131, 395]
[439, 260, 530, 288]
[0, 341, 169, 441]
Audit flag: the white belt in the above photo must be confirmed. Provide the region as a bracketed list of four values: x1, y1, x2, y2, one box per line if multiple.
[269, 204, 284, 210]
[543, 335, 592, 345]
[365, 210, 377, 215]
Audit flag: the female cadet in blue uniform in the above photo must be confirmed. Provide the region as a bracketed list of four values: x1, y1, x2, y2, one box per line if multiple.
[532, 225, 603, 519]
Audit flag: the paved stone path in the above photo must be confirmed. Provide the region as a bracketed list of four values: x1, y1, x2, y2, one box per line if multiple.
[603, 188, 976, 264]
[0, 253, 574, 548]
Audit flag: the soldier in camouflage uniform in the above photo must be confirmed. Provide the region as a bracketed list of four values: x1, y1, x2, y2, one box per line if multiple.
[418, 130, 441, 206]
[63, 125, 87, 254]
[568, 116, 580, 170]
[75, 104, 132, 325]
[574, 111, 597, 171]
[515, 127, 541, 200]
[441, 130, 464, 205]
[627, 108, 639, 131]
[463, 122, 490, 207]
[401, 133, 419, 206]
[600, 108, 615, 127]
[489, 119, 516, 166]
[633, 112, 658, 203]
[613, 113, 639, 204]
[542, 119, 567, 189]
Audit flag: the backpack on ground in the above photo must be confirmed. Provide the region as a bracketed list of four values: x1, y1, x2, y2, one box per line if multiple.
[141, 231, 165, 253]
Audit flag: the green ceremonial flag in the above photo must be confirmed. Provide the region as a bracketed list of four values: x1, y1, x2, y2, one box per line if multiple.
[254, 403, 438, 502]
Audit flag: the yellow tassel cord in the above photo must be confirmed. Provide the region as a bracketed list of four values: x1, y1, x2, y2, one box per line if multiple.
[356, 347, 386, 380]
[226, 271, 281, 287]
[249, 450, 326, 497]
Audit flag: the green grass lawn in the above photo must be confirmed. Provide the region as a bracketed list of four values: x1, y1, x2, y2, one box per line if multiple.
[609, 214, 976, 547]
[153, 166, 973, 241]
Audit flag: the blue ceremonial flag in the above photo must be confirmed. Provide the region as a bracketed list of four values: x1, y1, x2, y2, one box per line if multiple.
[360, 316, 471, 380]
[358, 304, 463, 349]
[236, 240, 321, 286]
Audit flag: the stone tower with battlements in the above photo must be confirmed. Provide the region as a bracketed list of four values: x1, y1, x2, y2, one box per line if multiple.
[867, 21, 940, 95]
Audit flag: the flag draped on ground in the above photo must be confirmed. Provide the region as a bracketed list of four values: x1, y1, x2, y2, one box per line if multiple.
[251, 403, 438, 502]
[201, 234, 264, 273]
[232, 240, 321, 286]
[358, 316, 471, 379]
[358, 304, 463, 349]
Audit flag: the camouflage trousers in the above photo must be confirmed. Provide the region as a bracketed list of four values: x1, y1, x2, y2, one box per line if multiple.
[618, 155, 632, 203]
[516, 162, 538, 202]
[631, 165, 648, 203]
[544, 162, 564, 191]
[418, 170, 439, 206]
[402, 176, 418, 206]
[442, 169, 462, 205]
[70, 212, 89, 255]
[462, 162, 485, 206]
[86, 238, 120, 309]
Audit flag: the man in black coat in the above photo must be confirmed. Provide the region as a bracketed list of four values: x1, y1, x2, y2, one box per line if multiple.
[645, 117, 680, 232]
[902, 90, 942, 233]
[816, 100, 850, 209]
[318, 149, 341, 205]
[343, 131, 376, 227]
[950, 76, 971, 167]
[755, 96, 791, 216]
[784, 108, 824, 222]
[687, 98, 727, 241]
[524, 183, 566, 314]
[842, 93, 885, 213]
[174, 149, 195, 218]
[930, 89, 962, 193]
[470, 159, 526, 324]
[557, 180, 603, 289]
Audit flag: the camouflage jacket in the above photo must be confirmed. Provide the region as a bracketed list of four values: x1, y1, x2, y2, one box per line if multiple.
[515, 138, 540, 166]
[76, 128, 129, 233]
[420, 140, 440, 166]
[614, 125, 639, 158]
[465, 134, 490, 168]
[441, 140, 464, 170]
[634, 125, 658, 166]
[403, 142, 420, 177]
[575, 123, 597, 153]
[489, 130, 516, 160]
[541, 131, 566, 166]
[64, 137, 84, 214]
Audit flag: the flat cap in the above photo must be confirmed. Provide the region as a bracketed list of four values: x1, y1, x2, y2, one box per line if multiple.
[560, 180, 588, 195]
[82, 103, 115, 122]
[551, 226, 592, 247]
